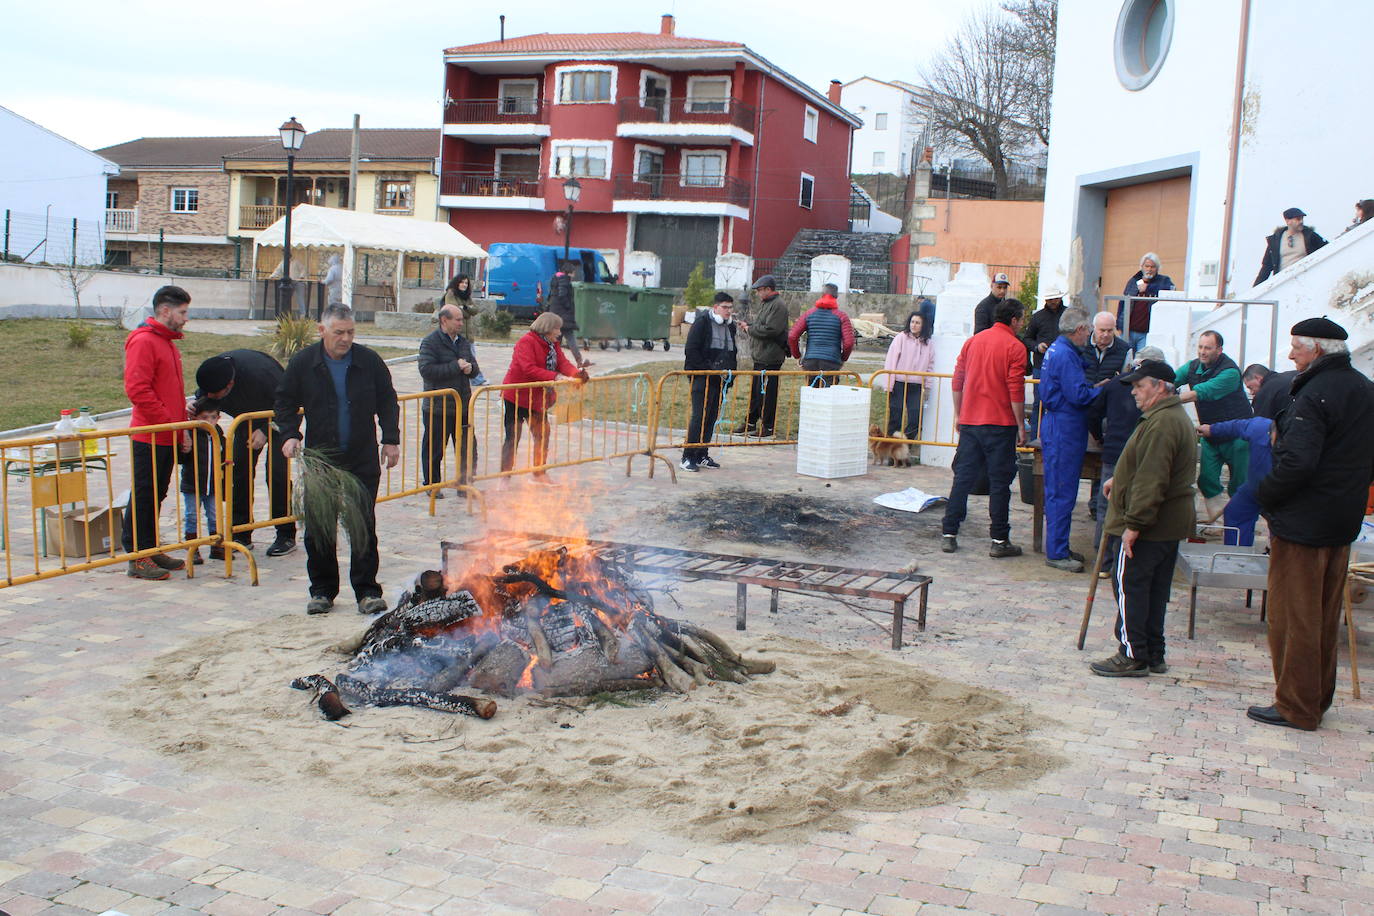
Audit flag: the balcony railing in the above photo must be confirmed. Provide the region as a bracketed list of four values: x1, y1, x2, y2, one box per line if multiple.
[443, 98, 547, 125]
[613, 173, 750, 208]
[616, 97, 756, 132]
[105, 208, 138, 232]
[440, 170, 544, 199]
[240, 205, 286, 230]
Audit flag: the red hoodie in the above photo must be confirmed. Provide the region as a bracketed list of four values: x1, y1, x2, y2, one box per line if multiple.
[124, 318, 185, 445]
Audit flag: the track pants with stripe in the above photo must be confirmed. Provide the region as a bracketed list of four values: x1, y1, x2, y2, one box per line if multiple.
[1113, 537, 1181, 663]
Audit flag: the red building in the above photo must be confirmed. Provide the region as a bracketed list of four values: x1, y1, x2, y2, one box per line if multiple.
[440, 15, 860, 286]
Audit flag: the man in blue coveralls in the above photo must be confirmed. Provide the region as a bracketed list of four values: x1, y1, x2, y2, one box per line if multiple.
[1040, 307, 1103, 572]
[1197, 415, 1273, 547]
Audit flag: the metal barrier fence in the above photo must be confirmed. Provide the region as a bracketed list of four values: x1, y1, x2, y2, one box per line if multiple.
[866, 370, 958, 450]
[1, 420, 254, 589]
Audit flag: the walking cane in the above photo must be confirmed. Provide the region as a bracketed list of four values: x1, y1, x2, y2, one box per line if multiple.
[1078, 529, 1112, 650]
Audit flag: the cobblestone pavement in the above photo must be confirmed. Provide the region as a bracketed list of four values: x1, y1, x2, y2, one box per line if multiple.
[2, 390, 1372, 915]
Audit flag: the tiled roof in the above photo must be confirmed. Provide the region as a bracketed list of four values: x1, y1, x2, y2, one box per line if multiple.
[445, 32, 744, 55]
[225, 128, 441, 162]
[96, 136, 275, 168]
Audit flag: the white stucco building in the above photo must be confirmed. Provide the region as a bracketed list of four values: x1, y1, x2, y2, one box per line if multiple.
[0, 105, 118, 264]
[841, 78, 927, 176]
[1038, 0, 1374, 307]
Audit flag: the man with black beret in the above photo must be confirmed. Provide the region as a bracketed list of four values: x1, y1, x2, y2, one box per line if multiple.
[1090, 359, 1197, 677]
[196, 350, 295, 557]
[1254, 207, 1328, 285]
[1250, 316, 1374, 729]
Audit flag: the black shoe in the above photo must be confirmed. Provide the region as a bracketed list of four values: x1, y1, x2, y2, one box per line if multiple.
[1246, 705, 1310, 730]
[431, 489, 447, 500]
[1149, 659, 1168, 674]
[680, 458, 699, 472]
[941, 535, 958, 553]
[265, 537, 296, 557]
[732, 422, 753, 435]
[1068, 551, 1085, 563]
[699, 456, 721, 469]
[150, 552, 186, 571]
[357, 596, 387, 615]
[1090, 653, 1149, 677]
[189, 548, 204, 566]
[989, 540, 1022, 558]
[233, 539, 254, 552]
[1046, 556, 1085, 573]
[306, 596, 333, 615]
[751, 427, 775, 438]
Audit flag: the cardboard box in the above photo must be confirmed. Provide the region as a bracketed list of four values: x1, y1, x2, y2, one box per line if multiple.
[44, 505, 122, 559]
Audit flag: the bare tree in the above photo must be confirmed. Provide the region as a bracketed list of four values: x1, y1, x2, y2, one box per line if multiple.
[56, 261, 100, 319]
[1001, 0, 1057, 147]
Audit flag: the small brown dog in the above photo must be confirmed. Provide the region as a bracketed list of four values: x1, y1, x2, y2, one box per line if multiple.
[869, 425, 913, 467]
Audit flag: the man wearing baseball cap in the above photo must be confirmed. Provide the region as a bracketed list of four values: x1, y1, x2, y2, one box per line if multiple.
[1255, 207, 1328, 285]
[735, 275, 789, 437]
[1090, 359, 1196, 677]
[972, 272, 1010, 334]
[1251, 317, 1374, 729]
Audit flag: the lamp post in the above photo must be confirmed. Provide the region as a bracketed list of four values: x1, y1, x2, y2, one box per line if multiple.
[276, 117, 306, 317]
[561, 176, 581, 263]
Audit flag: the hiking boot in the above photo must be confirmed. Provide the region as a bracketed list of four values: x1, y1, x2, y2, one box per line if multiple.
[699, 456, 721, 469]
[208, 543, 226, 561]
[150, 552, 186, 571]
[306, 596, 333, 616]
[265, 537, 295, 557]
[188, 547, 204, 566]
[1068, 551, 1085, 564]
[357, 596, 388, 615]
[1149, 659, 1169, 674]
[1090, 653, 1149, 677]
[127, 558, 170, 580]
[430, 489, 447, 500]
[680, 458, 699, 472]
[989, 539, 1023, 558]
[941, 534, 958, 553]
[1046, 555, 1085, 573]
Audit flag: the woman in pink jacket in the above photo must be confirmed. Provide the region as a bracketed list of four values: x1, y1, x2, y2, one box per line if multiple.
[881, 311, 935, 440]
[500, 312, 587, 480]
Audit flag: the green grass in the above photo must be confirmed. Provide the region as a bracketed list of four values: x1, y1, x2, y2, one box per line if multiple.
[0, 319, 409, 432]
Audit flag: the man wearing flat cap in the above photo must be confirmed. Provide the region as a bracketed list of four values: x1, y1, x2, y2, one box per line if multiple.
[1255, 208, 1328, 285]
[1090, 359, 1196, 677]
[1250, 316, 1374, 729]
[195, 350, 295, 557]
[736, 275, 788, 438]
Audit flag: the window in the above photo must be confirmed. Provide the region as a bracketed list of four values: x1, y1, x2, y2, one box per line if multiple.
[874, 113, 888, 131]
[1114, 0, 1174, 90]
[105, 191, 119, 209]
[105, 249, 131, 267]
[799, 173, 815, 209]
[552, 143, 609, 179]
[499, 79, 538, 114]
[803, 106, 819, 143]
[635, 147, 665, 181]
[686, 76, 730, 113]
[872, 151, 885, 167]
[377, 178, 413, 211]
[558, 68, 613, 103]
[682, 151, 725, 187]
[170, 188, 198, 212]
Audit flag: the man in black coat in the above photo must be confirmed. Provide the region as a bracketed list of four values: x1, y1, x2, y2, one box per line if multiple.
[196, 350, 295, 557]
[681, 292, 743, 472]
[1242, 363, 1298, 420]
[1251, 317, 1374, 730]
[418, 306, 482, 492]
[545, 261, 588, 368]
[1083, 310, 1135, 521]
[274, 305, 401, 617]
[1022, 289, 1067, 436]
[1254, 207, 1328, 286]
[971, 272, 1010, 334]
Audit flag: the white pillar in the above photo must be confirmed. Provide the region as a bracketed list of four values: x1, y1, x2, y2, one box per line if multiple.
[810, 254, 850, 293]
[342, 242, 355, 309]
[623, 250, 661, 287]
[714, 253, 753, 290]
[394, 251, 404, 312]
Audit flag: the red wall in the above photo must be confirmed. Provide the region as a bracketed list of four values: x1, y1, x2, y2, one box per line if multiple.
[448, 209, 628, 258]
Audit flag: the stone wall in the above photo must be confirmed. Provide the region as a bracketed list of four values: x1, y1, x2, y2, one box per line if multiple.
[128, 169, 231, 237]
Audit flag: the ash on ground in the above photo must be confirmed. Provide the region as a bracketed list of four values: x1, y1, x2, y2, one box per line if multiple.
[663, 491, 932, 551]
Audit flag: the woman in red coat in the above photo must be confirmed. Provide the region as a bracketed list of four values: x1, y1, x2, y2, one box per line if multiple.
[500, 312, 587, 479]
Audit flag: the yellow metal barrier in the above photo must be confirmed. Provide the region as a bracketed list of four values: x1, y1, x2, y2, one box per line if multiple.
[1, 420, 254, 589]
[867, 370, 957, 451]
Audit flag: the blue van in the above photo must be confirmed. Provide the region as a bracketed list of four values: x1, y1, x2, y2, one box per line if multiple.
[484, 243, 616, 318]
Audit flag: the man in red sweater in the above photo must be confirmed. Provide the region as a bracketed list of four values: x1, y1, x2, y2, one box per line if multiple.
[941, 298, 1029, 557]
[122, 285, 192, 580]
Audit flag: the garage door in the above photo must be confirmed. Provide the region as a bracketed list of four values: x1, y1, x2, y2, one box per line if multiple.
[632, 215, 720, 287]
[1101, 175, 1190, 297]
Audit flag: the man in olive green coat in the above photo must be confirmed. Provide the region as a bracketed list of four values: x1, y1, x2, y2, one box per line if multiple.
[737, 274, 791, 437]
[1092, 360, 1198, 677]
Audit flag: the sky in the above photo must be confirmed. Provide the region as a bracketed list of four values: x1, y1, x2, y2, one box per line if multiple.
[2, 0, 987, 152]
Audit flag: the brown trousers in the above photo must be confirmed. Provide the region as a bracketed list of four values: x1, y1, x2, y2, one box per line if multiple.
[1265, 535, 1350, 729]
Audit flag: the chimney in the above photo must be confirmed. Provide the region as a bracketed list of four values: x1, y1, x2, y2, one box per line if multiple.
[661, 14, 675, 35]
[828, 80, 842, 104]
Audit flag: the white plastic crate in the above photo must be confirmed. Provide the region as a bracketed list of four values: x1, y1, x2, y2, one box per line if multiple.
[797, 454, 869, 479]
[797, 385, 869, 478]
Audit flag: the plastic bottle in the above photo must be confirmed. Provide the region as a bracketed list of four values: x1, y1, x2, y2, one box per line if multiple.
[74, 407, 99, 455]
[54, 409, 79, 458]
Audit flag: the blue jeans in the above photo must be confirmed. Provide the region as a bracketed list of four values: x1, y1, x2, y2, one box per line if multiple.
[942, 425, 1018, 541]
[182, 492, 217, 539]
[1127, 331, 1148, 352]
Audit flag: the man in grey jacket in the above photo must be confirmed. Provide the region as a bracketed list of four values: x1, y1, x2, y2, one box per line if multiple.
[418, 306, 482, 492]
[736, 274, 789, 437]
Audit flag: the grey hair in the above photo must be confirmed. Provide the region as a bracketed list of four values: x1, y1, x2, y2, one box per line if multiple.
[1092, 310, 1116, 327]
[1161, 380, 1177, 395]
[321, 304, 354, 325]
[1294, 335, 1348, 355]
[1140, 252, 1161, 269]
[1136, 346, 1166, 362]
[1059, 307, 1091, 334]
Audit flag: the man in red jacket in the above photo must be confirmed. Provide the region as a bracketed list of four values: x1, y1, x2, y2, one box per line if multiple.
[122, 285, 192, 580]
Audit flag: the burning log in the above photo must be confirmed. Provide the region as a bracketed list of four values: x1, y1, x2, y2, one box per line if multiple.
[290, 674, 351, 721]
[291, 540, 773, 718]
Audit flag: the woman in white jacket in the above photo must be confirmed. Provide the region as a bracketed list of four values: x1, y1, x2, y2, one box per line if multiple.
[881, 311, 935, 440]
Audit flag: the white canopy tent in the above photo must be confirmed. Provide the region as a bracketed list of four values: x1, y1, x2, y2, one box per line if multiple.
[253, 204, 487, 311]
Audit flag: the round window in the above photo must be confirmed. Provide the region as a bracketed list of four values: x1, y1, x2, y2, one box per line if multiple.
[1114, 0, 1174, 91]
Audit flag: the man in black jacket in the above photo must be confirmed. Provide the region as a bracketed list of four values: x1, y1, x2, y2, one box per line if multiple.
[196, 350, 295, 557]
[1242, 363, 1298, 420]
[971, 272, 1010, 334]
[736, 275, 789, 437]
[681, 293, 743, 472]
[545, 262, 589, 368]
[274, 305, 401, 616]
[1254, 207, 1328, 286]
[1251, 317, 1374, 730]
[1022, 288, 1067, 436]
[418, 306, 482, 492]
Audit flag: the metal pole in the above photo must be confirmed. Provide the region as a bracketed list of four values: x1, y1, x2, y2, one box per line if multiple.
[348, 114, 360, 210]
[158, 229, 164, 275]
[1215, 0, 1253, 300]
[279, 152, 296, 317]
[70, 218, 78, 267]
[563, 204, 573, 261]
[3, 209, 8, 261]
[233, 238, 241, 279]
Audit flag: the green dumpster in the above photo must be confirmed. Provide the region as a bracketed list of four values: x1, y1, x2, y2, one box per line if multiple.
[571, 282, 631, 350]
[625, 287, 676, 350]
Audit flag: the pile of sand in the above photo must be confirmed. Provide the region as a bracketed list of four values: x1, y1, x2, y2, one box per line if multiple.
[109, 613, 1056, 843]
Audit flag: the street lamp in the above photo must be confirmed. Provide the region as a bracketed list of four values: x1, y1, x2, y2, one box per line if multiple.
[276, 116, 306, 317]
[561, 176, 581, 262]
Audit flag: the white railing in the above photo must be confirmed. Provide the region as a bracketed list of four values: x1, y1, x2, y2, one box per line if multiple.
[105, 208, 138, 232]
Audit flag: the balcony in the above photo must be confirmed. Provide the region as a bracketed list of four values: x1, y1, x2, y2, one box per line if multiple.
[438, 170, 546, 211]
[442, 98, 551, 143]
[240, 205, 286, 231]
[616, 97, 756, 145]
[105, 208, 138, 233]
[612, 173, 751, 219]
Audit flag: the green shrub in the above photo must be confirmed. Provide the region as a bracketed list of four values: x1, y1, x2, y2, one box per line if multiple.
[1017, 262, 1039, 310]
[683, 262, 714, 309]
[412, 298, 437, 314]
[66, 322, 94, 349]
[270, 315, 317, 359]
[476, 309, 514, 338]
